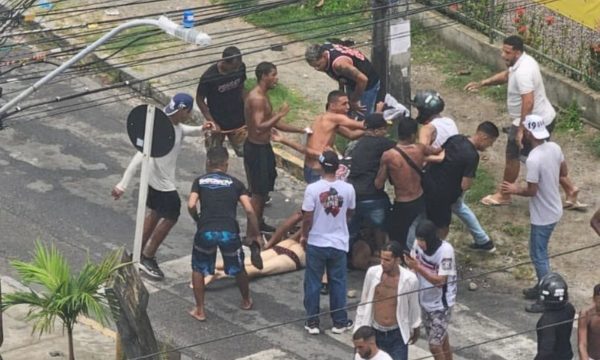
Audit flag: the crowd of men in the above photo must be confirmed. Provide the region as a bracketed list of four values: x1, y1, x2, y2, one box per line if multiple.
[111, 36, 600, 360]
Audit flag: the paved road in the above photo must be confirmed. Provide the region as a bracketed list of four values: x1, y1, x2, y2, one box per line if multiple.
[0, 60, 557, 360]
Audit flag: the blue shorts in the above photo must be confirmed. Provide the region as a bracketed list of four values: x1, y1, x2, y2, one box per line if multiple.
[192, 231, 244, 276]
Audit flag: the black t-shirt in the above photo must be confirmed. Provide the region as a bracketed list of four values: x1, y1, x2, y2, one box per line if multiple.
[347, 135, 395, 201]
[425, 134, 479, 201]
[323, 43, 380, 90]
[190, 171, 248, 233]
[535, 303, 575, 360]
[196, 63, 246, 131]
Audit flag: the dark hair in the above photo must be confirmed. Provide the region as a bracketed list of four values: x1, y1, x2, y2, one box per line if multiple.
[476, 121, 500, 138]
[353, 326, 376, 341]
[327, 90, 347, 105]
[255, 62, 277, 81]
[503, 35, 524, 52]
[415, 219, 441, 255]
[381, 241, 402, 258]
[594, 283, 600, 297]
[222, 46, 242, 63]
[207, 146, 229, 167]
[396, 115, 418, 140]
[305, 44, 326, 63]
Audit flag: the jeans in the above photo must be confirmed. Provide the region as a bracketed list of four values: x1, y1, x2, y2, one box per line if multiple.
[529, 222, 557, 281]
[451, 194, 489, 245]
[304, 245, 348, 326]
[349, 81, 380, 117]
[375, 328, 408, 360]
[348, 198, 390, 243]
[303, 165, 321, 185]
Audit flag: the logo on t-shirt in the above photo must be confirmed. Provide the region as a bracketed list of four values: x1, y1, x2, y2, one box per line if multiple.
[199, 175, 233, 189]
[441, 258, 453, 271]
[319, 187, 344, 217]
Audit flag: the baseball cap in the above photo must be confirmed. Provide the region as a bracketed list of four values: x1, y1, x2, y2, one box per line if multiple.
[319, 150, 340, 171]
[523, 114, 550, 140]
[164, 93, 194, 116]
[365, 113, 388, 129]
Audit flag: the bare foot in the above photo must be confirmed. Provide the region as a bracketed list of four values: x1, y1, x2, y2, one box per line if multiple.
[481, 192, 512, 206]
[240, 298, 253, 310]
[189, 308, 206, 321]
[565, 187, 579, 204]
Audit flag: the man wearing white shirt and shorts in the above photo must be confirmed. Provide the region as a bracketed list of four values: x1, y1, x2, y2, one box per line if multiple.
[465, 35, 583, 209]
[404, 220, 457, 360]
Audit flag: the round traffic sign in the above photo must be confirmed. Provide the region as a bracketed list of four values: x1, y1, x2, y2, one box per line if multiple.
[126, 104, 175, 158]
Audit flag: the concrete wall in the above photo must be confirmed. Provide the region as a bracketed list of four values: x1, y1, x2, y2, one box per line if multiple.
[409, 6, 600, 129]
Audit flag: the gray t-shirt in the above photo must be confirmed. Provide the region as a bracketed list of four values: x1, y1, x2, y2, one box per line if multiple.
[525, 141, 564, 225]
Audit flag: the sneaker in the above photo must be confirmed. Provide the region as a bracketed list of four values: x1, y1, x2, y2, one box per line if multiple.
[320, 283, 329, 295]
[525, 300, 545, 313]
[264, 195, 272, 206]
[260, 221, 276, 233]
[522, 286, 539, 300]
[139, 255, 165, 280]
[304, 322, 321, 335]
[249, 242, 263, 270]
[468, 240, 496, 253]
[331, 320, 353, 334]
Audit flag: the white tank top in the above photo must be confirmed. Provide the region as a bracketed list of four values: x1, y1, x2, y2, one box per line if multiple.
[430, 117, 459, 148]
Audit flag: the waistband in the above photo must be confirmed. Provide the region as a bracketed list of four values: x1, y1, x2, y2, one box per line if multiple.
[372, 319, 399, 333]
[393, 195, 425, 207]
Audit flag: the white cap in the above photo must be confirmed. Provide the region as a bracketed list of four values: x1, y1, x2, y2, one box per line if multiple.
[524, 114, 550, 139]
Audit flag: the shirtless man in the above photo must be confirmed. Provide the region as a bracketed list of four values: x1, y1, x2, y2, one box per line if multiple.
[244, 61, 306, 232]
[375, 116, 440, 251]
[579, 284, 600, 360]
[355, 241, 421, 360]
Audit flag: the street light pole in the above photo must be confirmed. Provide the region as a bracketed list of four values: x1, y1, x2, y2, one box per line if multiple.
[0, 16, 210, 118]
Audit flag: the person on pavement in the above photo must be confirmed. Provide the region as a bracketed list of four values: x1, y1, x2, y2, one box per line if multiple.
[353, 326, 394, 360]
[111, 93, 206, 280]
[196, 46, 248, 157]
[578, 283, 600, 360]
[301, 150, 355, 335]
[354, 241, 421, 360]
[465, 35, 584, 210]
[415, 89, 496, 253]
[534, 272, 576, 360]
[422, 121, 499, 240]
[404, 220, 456, 360]
[186, 146, 260, 321]
[244, 61, 306, 233]
[500, 115, 566, 313]
[305, 43, 380, 117]
[375, 115, 441, 252]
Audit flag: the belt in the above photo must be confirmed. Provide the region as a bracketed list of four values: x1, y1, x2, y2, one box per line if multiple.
[373, 327, 400, 337]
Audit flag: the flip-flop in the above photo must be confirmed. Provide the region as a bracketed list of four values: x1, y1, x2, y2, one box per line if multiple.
[480, 194, 512, 206]
[241, 298, 253, 310]
[563, 200, 589, 211]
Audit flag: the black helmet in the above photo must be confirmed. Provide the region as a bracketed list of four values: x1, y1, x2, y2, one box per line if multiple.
[539, 272, 569, 310]
[412, 90, 445, 124]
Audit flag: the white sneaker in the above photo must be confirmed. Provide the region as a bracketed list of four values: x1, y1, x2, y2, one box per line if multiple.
[331, 320, 353, 334]
[304, 324, 321, 335]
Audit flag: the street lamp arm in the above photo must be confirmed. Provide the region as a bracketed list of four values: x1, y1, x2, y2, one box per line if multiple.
[0, 16, 210, 119]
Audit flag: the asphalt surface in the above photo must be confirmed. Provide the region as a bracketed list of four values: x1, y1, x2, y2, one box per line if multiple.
[0, 59, 571, 360]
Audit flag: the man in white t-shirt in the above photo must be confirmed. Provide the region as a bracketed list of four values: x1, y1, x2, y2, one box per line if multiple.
[301, 150, 356, 335]
[353, 326, 393, 360]
[111, 93, 208, 280]
[465, 35, 583, 210]
[404, 220, 457, 360]
[501, 114, 565, 313]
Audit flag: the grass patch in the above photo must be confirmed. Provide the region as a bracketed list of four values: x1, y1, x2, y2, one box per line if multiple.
[411, 23, 506, 103]
[555, 100, 584, 133]
[244, 78, 319, 126]
[220, 0, 368, 42]
[589, 135, 600, 158]
[463, 167, 495, 205]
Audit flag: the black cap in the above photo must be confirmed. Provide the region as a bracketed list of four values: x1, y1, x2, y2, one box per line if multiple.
[364, 113, 387, 129]
[319, 150, 340, 171]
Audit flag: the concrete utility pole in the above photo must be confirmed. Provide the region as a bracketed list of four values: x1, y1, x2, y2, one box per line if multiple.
[371, 0, 412, 108]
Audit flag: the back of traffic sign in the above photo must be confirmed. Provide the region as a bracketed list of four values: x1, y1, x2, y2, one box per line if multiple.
[126, 104, 175, 158]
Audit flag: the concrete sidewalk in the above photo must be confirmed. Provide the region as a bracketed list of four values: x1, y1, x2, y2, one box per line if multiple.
[0, 276, 115, 360]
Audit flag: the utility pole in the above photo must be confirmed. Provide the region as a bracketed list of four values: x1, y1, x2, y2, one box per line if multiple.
[371, 0, 389, 96]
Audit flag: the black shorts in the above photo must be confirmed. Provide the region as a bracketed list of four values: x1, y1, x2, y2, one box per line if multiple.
[424, 192, 457, 229]
[387, 196, 425, 251]
[146, 186, 181, 220]
[243, 140, 277, 195]
[506, 121, 555, 160]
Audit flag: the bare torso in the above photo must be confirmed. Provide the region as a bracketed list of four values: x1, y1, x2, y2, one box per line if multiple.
[245, 87, 274, 144]
[383, 143, 426, 202]
[584, 305, 600, 358]
[305, 113, 341, 168]
[373, 272, 399, 327]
